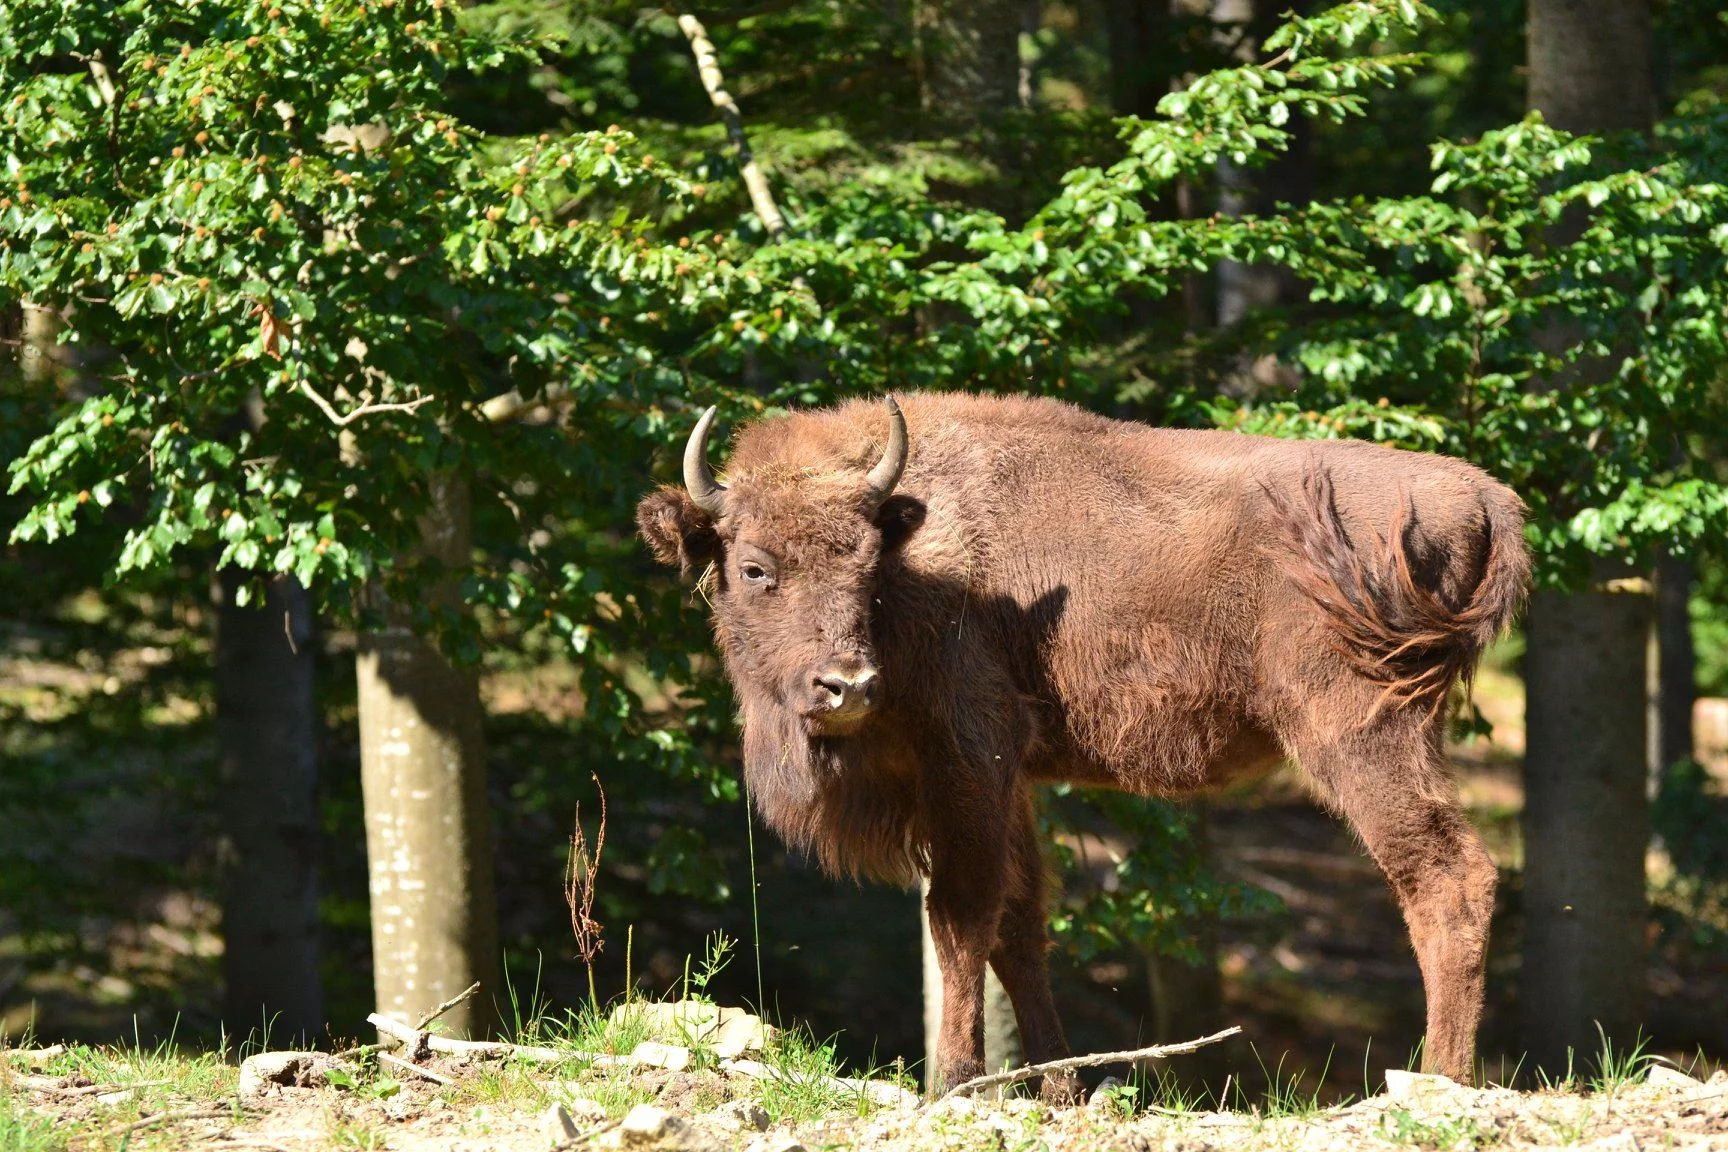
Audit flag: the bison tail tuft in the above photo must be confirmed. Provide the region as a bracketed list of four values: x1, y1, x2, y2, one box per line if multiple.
[1266, 463, 1531, 721]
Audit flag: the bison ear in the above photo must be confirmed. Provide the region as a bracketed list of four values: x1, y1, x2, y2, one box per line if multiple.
[875, 493, 926, 551]
[637, 487, 720, 576]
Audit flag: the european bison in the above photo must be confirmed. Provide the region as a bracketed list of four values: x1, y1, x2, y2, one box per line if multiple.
[637, 391, 1529, 1098]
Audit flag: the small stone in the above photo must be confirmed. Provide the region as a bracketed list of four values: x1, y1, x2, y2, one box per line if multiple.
[1644, 1065, 1702, 1093]
[238, 1051, 339, 1098]
[1383, 1069, 1462, 1104]
[597, 1104, 723, 1152]
[743, 1137, 804, 1152]
[616, 1001, 774, 1060]
[709, 1099, 770, 1132]
[621, 1105, 676, 1140]
[629, 1041, 692, 1072]
[543, 1103, 579, 1145]
[1087, 1076, 1125, 1113]
[857, 1079, 920, 1110]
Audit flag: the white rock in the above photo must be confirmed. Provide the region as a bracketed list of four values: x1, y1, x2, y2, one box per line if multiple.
[628, 1041, 692, 1072]
[842, 1077, 921, 1110]
[743, 1137, 805, 1152]
[614, 1002, 775, 1060]
[1087, 1076, 1127, 1114]
[1644, 1065, 1702, 1093]
[237, 1051, 339, 1098]
[1383, 1069, 1464, 1104]
[597, 1104, 723, 1152]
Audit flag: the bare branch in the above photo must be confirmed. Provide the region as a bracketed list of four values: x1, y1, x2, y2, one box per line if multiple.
[413, 981, 482, 1031]
[298, 378, 434, 426]
[368, 1012, 578, 1063]
[377, 1051, 455, 1085]
[933, 1026, 1243, 1102]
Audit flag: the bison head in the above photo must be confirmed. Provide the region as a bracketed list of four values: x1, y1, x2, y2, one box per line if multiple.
[637, 400, 920, 738]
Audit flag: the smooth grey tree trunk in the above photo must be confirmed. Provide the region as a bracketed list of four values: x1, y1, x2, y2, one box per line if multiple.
[1520, 0, 1654, 1077]
[358, 474, 500, 1038]
[215, 570, 324, 1044]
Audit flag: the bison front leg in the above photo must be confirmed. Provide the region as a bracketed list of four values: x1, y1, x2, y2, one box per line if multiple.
[924, 837, 1004, 1094]
[989, 790, 1077, 1103]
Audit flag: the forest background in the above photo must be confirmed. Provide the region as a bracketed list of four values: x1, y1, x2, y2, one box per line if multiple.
[3, 0, 1728, 1097]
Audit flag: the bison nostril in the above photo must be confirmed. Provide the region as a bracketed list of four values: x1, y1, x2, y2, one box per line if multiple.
[815, 674, 850, 706]
[853, 669, 881, 705]
[811, 666, 883, 716]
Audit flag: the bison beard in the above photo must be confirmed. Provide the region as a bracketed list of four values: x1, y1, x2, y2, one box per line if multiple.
[637, 391, 1530, 1100]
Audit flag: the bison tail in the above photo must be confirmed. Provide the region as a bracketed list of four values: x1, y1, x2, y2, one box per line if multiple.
[1267, 464, 1531, 721]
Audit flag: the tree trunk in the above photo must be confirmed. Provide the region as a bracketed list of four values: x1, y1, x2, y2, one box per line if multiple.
[1103, 0, 1171, 117]
[914, 0, 1025, 128]
[215, 570, 323, 1045]
[358, 474, 500, 1038]
[1651, 551, 1695, 787]
[1520, 0, 1653, 1077]
[1213, 0, 1311, 341]
[1527, 0, 1652, 135]
[1521, 567, 1652, 1071]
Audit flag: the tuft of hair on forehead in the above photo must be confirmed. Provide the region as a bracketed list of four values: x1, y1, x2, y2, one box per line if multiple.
[749, 461, 823, 487]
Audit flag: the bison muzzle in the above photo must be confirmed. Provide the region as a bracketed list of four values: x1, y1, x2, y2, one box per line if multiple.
[638, 391, 1530, 1100]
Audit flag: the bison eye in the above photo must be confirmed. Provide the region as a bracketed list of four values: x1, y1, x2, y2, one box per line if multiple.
[740, 561, 775, 586]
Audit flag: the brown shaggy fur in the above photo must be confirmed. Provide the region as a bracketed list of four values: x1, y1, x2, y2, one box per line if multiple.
[638, 391, 1530, 1098]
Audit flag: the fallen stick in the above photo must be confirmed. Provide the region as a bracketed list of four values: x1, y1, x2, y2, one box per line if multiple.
[367, 1012, 579, 1064]
[413, 982, 482, 1031]
[116, 1105, 233, 1134]
[377, 1051, 454, 1086]
[934, 1026, 1243, 1103]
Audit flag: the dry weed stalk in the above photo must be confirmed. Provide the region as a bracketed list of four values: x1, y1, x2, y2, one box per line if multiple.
[565, 773, 607, 1008]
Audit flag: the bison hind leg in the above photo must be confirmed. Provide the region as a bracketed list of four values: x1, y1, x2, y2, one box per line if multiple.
[1290, 724, 1496, 1084]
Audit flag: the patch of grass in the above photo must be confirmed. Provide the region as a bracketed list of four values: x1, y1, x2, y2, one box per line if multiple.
[331, 1121, 385, 1150]
[0, 1090, 66, 1152]
[1586, 1025, 1656, 1096]
[1243, 1044, 1333, 1118]
[1530, 1026, 1658, 1098]
[564, 1066, 662, 1118]
[1134, 1066, 1212, 1115]
[757, 1026, 875, 1125]
[1379, 1107, 1488, 1149]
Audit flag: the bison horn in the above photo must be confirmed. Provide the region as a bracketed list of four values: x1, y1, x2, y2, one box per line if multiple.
[682, 405, 728, 516]
[863, 397, 908, 505]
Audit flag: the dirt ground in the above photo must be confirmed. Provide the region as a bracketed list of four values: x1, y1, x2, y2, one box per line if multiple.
[7, 1044, 1728, 1152]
